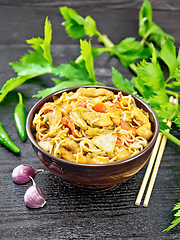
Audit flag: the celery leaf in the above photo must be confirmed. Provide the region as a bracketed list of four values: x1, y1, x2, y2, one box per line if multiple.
[160, 39, 176, 78]
[138, 0, 152, 38]
[0, 17, 53, 102]
[135, 59, 165, 97]
[80, 39, 96, 83]
[33, 79, 94, 98]
[163, 199, 180, 232]
[60, 6, 86, 39]
[41, 17, 53, 67]
[139, 0, 174, 46]
[52, 61, 91, 81]
[110, 37, 147, 68]
[60, 6, 98, 39]
[166, 67, 180, 89]
[174, 115, 180, 129]
[112, 67, 136, 94]
[84, 16, 98, 37]
[0, 76, 33, 102]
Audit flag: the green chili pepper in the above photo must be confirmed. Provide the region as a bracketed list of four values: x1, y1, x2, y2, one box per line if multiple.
[14, 92, 27, 142]
[0, 122, 20, 153]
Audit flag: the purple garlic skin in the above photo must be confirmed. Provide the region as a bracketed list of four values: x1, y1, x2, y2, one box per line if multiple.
[24, 177, 46, 209]
[12, 164, 43, 184]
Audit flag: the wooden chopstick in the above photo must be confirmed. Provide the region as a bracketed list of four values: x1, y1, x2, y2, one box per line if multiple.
[135, 131, 163, 206]
[143, 119, 172, 207]
[135, 96, 175, 207]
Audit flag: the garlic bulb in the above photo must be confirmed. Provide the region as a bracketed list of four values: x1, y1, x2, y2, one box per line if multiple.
[12, 164, 44, 184]
[24, 177, 46, 208]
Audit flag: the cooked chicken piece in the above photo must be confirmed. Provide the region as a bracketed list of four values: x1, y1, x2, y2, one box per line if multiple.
[77, 88, 114, 100]
[107, 147, 131, 161]
[61, 139, 80, 154]
[85, 127, 103, 137]
[54, 93, 72, 114]
[55, 145, 76, 162]
[136, 123, 153, 140]
[116, 149, 131, 162]
[56, 102, 72, 114]
[132, 106, 150, 125]
[106, 106, 120, 126]
[78, 107, 113, 127]
[47, 107, 62, 131]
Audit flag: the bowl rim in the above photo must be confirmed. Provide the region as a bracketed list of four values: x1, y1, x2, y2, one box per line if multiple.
[26, 85, 159, 168]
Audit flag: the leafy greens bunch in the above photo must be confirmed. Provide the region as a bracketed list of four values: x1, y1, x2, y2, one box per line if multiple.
[60, 1, 180, 231]
[60, 1, 180, 145]
[1, 0, 179, 144]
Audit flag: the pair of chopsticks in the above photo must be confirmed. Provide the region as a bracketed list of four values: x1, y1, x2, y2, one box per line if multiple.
[135, 96, 176, 207]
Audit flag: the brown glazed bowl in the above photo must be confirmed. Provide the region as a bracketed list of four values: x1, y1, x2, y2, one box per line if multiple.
[26, 85, 159, 192]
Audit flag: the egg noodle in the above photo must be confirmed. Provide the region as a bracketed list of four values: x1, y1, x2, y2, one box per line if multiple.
[32, 88, 153, 164]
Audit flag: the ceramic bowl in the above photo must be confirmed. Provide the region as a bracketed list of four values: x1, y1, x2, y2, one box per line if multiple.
[26, 85, 159, 191]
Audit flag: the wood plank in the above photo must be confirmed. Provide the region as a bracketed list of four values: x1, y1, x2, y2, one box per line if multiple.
[0, 0, 180, 10]
[1, 5, 180, 46]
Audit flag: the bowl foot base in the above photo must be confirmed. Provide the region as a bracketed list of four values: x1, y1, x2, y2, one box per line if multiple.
[70, 183, 119, 192]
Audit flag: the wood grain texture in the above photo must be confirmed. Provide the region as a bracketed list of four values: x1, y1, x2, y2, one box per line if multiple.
[0, 0, 180, 10]
[0, 4, 180, 240]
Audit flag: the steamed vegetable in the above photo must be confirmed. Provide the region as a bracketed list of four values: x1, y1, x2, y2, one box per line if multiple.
[70, 109, 88, 129]
[92, 133, 117, 153]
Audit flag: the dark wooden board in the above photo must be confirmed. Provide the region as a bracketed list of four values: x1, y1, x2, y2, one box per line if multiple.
[1, 3, 180, 240]
[0, 0, 180, 11]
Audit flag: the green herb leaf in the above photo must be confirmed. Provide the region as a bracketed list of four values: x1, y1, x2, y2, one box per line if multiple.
[0, 17, 53, 102]
[41, 17, 53, 67]
[10, 56, 52, 76]
[166, 67, 180, 89]
[174, 115, 180, 129]
[148, 23, 175, 46]
[135, 44, 166, 101]
[60, 6, 86, 39]
[139, 0, 174, 46]
[60, 6, 99, 39]
[110, 37, 146, 68]
[158, 119, 171, 131]
[80, 39, 96, 82]
[154, 100, 177, 120]
[134, 77, 148, 98]
[10, 17, 53, 76]
[163, 199, 180, 231]
[111, 67, 136, 94]
[52, 61, 91, 81]
[84, 16, 98, 37]
[33, 79, 94, 98]
[138, 0, 152, 38]
[160, 39, 176, 78]
[135, 60, 165, 98]
[0, 76, 30, 103]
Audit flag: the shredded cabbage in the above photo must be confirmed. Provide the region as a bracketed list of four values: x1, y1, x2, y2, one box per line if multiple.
[70, 109, 88, 129]
[92, 133, 117, 152]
